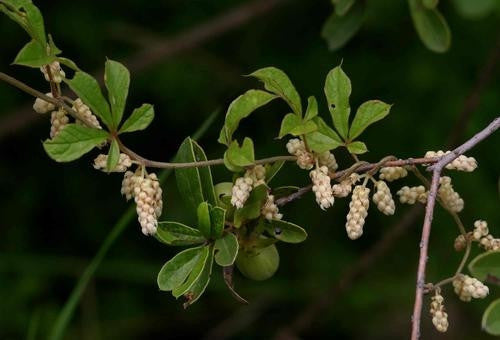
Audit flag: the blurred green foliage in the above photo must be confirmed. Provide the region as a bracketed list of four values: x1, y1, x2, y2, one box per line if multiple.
[0, 0, 499, 339]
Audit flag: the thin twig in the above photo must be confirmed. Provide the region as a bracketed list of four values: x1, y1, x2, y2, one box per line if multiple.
[410, 116, 500, 340]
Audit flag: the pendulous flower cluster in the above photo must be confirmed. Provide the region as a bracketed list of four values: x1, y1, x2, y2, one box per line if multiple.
[430, 292, 448, 333]
[230, 165, 266, 209]
[286, 138, 314, 170]
[425, 150, 477, 172]
[372, 180, 395, 215]
[452, 274, 489, 302]
[396, 185, 428, 205]
[93, 153, 133, 172]
[310, 165, 334, 210]
[121, 170, 163, 235]
[345, 185, 370, 240]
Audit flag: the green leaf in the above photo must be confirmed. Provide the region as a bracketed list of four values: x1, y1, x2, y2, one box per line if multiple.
[226, 138, 255, 167]
[422, 0, 438, 9]
[233, 185, 268, 228]
[155, 222, 206, 246]
[264, 220, 307, 243]
[214, 233, 239, 266]
[210, 206, 226, 239]
[104, 60, 130, 128]
[278, 113, 317, 138]
[106, 138, 120, 172]
[24, 3, 45, 46]
[192, 140, 217, 207]
[482, 299, 500, 336]
[172, 245, 210, 298]
[305, 131, 343, 153]
[321, 1, 365, 52]
[13, 40, 54, 67]
[197, 202, 212, 239]
[304, 96, 318, 121]
[57, 57, 80, 71]
[43, 124, 108, 162]
[223, 151, 244, 172]
[409, 0, 451, 53]
[452, 0, 496, 19]
[468, 251, 500, 281]
[249, 67, 302, 116]
[0, 4, 28, 30]
[182, 245, 214, 308]
[349, 100, 392, 140]
[334, 0, 356, 16]
[119, 104, 154, 134]
[218, 90, 277, 145]
[265, 161, 285, 184]
[65, 71, 113, 128]
[313, 117, 343, 143]
[48, 34, 62, 55]
[324, 65, 352, 139]
[214, 182, 233, 207]
[175, 137, 205, 212]
[346, 141, 368, 154]
[157, 246, 204, 291]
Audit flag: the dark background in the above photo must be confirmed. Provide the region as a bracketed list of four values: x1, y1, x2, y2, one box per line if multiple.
[0, 0, 499, 339]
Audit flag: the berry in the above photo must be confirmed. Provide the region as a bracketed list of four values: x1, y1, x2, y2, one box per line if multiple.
[33, 93, 55, 114]
[378, 166, 408, 181]
[345, 185, 370, 240]
[372, 180, 395, 215]
[310, 166, 334, 210]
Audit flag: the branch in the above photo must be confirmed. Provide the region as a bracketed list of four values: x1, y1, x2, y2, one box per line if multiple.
[0, 0, 288, 139]
[276, 157, 439, 206]
[410, 116, 500, 340]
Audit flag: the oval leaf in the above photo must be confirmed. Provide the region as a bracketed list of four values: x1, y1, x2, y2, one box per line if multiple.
[43, 124, 108, 162]
[157, 246, 204, 291]
[409, 0, 451, 53]
[65, 71, 113, 128]
[106, 138, 120, 172]
[13, 40, 54, 67]
[183, 245, 215, 308]
[175, 137, 216, 211]
[210, 206, 226, 239]
[105, 60, 130, 127]
[218, 90, 276, 145]
[197, 202, 212, 239]
[321, 1, 365, 52]
[304, 96, 318, 121]
[305, 131, 342, 153]
[214, 233, 239, 266]
[324, 65, 352, 139]
[119, 103, 154, 134]
[264, 220, 307, 243]
[346, 140, 368, 154]
[468, 251, 500, 281]
[349, 100, 391, 140]
[172, 246, 210, 298]
[155, 221, 206, 246]
[482, 299, 500, 336]
[249, 67, 302, 116]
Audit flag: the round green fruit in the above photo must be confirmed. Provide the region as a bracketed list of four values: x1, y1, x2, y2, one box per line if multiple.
[236, 244, 279, 281]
